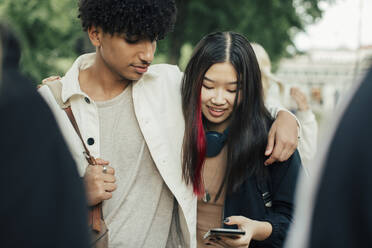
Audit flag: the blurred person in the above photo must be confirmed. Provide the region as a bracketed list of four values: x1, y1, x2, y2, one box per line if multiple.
[285, 67, 372, 248]
[289, 87, 317, 170]
[252, 43, 318, 172]
[181, 32, 302, 248]
[38, 1, 301, 247]
[250, 43, 285, 108]
[0, 23, 90, 248]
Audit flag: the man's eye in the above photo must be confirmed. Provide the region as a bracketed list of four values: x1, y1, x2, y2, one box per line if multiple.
[125, 38, 139, 44]
[124, 34, 140, 44]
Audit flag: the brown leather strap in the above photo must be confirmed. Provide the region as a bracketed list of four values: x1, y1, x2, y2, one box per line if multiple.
[89, 203, 103, 232]
[43, 81, 103, 232]
[64, 106, 102, 232]
[64, 107, 95, 164]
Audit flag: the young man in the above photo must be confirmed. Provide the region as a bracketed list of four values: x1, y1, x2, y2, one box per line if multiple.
[38, 0, 299, 247]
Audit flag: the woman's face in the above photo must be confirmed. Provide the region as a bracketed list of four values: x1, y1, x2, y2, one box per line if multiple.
[201, 62, 241, 132]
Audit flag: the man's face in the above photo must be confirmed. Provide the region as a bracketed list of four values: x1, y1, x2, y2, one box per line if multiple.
[96, 29, 157, 82]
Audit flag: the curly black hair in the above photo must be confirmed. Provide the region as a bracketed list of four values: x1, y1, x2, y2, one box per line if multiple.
[78, 0, 177, 41]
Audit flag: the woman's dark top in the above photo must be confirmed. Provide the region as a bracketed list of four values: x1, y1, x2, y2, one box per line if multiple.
[223, 150, 302, 248]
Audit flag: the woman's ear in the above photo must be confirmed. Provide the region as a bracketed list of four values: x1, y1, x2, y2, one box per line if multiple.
[87, 26, 101, 47]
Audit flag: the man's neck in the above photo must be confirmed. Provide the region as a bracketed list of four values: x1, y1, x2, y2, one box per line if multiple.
[78, 53, 129, 102]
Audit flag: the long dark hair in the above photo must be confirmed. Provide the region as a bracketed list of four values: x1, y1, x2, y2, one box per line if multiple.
[181, 31, 273, 197]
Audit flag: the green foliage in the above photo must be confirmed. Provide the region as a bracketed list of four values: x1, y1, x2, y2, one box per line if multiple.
[162, 0, 329, 65]
[0, 0, 329, 81]
[0, 0, 83, 82]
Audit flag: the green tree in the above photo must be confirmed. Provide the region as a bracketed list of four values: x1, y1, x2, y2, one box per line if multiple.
[0, 0, 84, 82]
[162, 0, 330, 65]
[0, 0, 331, 81]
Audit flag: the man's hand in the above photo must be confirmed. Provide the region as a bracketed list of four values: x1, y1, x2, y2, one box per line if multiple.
[37, 75, 61, 89]
[84, 158, 117, 206]
[42, 75, 61, 84]
[265, 110, 298, 165]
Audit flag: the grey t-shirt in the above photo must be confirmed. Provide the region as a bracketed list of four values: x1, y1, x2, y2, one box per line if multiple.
[96, 85, 176, 247]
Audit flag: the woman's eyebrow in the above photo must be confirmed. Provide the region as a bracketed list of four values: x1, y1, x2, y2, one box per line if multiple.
[204, 76, 237, 84]
[204, 76, 215, 82]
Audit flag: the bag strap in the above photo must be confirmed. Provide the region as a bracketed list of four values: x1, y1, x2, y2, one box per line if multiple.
[256, 176, 272, 208]
[64, 107, 96, 164]
[43, 80, 103, 232]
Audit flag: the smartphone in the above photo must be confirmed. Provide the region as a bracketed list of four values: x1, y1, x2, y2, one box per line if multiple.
[203, 228, 246, 240]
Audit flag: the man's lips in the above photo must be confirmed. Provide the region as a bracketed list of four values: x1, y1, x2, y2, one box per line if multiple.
[132, 65, 149, 74]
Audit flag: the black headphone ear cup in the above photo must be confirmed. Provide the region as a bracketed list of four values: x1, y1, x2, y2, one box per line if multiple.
[223, 128, 229, 137]
[206, 131, 228, 157]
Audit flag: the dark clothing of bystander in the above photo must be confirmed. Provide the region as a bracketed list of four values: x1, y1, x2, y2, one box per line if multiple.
[309, 68, 372, 247]
[0, 24, 90, 248]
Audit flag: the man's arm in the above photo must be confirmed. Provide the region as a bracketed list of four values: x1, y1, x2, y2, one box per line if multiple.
[265, 106, 300, 165]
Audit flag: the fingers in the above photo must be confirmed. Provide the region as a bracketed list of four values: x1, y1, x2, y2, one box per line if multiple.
[265, 137, 297, 164]
[105, 166, 115, 175]
[42, 75, 61, 84]
[265, 140, 283, 165]
[290, 87, 298, 95]
[101, 191, 113, 201]
[84, 162, 117, 206]
[279, 129, 298, 161]
[280, 141, 297, 161]
[224, 216, 247, 226]
[90, 163, 115, 175]
[104, 182, 117, 192]
[89, 164, 116, 182]
[205, 238, 225, 248]
[219, 236, 248, 247]
[94, 159, 115, 175]
[103, 173, 116, 183]
[88, 164, 105, 174]
[291, 88, 309, 110]
[95, 158, 109, 165]
[102, 165, 115, 175]
[290, 88, 301, 101]
[265, 127, 275, 157]
[207, 235, 248, 248]
[265, 111, 298, 165]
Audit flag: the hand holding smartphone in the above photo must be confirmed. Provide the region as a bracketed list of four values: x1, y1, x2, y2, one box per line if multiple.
[203, 228, 246, 240]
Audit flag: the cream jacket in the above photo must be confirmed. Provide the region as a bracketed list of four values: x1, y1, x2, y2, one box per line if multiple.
[39, 53, 288, 247]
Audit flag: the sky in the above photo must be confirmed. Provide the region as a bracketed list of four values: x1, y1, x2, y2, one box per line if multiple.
[294, 0, 372, 50]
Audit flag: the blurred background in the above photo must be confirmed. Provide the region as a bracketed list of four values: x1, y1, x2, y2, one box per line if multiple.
[0, 0, 371, 125]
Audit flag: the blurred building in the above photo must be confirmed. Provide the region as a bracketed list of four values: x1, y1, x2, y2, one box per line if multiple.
[275, 46, 372, 121]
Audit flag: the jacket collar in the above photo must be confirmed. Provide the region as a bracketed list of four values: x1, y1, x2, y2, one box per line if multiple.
[60, 53, 159, 103]
[61, 53, 95, 103]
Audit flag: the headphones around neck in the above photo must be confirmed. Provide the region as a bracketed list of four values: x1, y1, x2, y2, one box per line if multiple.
[205, 128, 229, 157]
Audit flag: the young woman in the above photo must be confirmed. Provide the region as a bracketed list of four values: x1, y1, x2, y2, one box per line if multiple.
[181, 32, 302, 248]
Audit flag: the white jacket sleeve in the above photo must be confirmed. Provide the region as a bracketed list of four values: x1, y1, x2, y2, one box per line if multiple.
[295, 109, 318, 169]
[266, 104, 302, 135]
